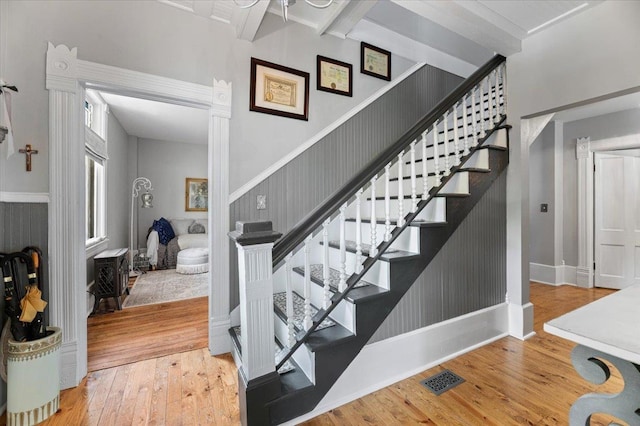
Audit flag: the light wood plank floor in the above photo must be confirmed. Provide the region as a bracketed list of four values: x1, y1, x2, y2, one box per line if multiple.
[8, 283, 624, 425]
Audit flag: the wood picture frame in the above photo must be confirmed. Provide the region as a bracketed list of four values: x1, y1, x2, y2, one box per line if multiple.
[185, 177, 208, 212]
[316, 55, 353, 97]
[250, 57, 310, 121]
[360, 42, 391, 81]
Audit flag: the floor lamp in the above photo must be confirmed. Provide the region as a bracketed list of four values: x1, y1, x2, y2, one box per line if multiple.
[130, 177, 153, 277]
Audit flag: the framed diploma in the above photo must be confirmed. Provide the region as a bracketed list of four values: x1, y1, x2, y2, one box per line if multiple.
[360, 42, 391, 81]
[317, 55, 352, 97]
[250, 57, 310, 121]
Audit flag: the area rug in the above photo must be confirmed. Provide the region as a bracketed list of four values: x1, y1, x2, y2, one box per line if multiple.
[122, 269, 208, 308]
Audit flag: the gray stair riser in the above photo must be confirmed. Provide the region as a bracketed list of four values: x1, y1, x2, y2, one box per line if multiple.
[273, 311, 316, 384]
[290, 270, 356, 332]
[383, 170, 469, 197]
[342, 220, 421, 254]
[359, 196, 446, 226]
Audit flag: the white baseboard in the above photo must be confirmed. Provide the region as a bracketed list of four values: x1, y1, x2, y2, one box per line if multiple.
[209, 317, 231, 355]
[508, 302, 535, 341]
[282, 303, 508, 426]
[0, 192, 49, 203]
[529, 262, 577, 286]
[60, 341, 81, 390]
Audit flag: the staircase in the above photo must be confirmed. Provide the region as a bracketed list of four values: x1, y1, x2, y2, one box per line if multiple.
[229, 55, 509, 425]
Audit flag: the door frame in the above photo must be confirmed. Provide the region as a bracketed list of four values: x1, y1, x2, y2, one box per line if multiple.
[575, 134, 640, 288]
[46, 43, 232, 388]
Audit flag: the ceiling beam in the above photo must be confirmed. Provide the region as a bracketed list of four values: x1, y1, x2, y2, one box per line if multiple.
[325, 0, 378, 39]
[231, 0, 270, 42]
[316, 0, 351, 35]
[390, 0, 521, 56]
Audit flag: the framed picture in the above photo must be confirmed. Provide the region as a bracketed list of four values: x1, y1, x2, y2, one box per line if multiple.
[360, 42, 391, 81]
[317, 55, 352, 97]
[185, 178, 208, 212]
[250, 57, 310, 121]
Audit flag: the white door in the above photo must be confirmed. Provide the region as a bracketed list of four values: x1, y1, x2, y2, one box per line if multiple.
[594, 151, 640, 289]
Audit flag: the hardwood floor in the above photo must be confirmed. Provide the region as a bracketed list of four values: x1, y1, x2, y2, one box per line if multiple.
[12, 283, 622, 425]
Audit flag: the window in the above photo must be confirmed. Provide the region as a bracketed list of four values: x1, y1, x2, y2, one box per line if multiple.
[84, 90, 108, 251]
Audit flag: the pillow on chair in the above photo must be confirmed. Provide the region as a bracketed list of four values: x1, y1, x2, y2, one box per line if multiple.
[188, 222, 205, 234]
[195, 219, 208, 234]
[170, 219, 194, 236]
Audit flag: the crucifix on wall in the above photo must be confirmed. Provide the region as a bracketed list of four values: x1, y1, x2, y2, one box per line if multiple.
[18, 144, 38, 172]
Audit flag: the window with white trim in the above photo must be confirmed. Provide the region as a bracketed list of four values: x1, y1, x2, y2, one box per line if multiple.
[85, 90, 108, 249]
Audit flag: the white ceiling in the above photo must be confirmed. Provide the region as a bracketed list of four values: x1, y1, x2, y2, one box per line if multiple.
[102, 0, 630, 143]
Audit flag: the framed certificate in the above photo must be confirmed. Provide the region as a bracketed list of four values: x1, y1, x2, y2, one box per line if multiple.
[250, 57, 310, 121]
[361, 42, 391, 81]
[317, 55, 353, 97]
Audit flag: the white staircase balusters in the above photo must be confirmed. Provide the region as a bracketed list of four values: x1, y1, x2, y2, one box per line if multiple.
[384, 164, 392, 242]
[462, 95, 470, 156]
[479, 78, 487, 138]
[410, 141, 418, 212]
[433, 122, 442, 186]
[285, 253, 295, 348]
[488, 73, 494, 127]
[369, 177, 378, 257]
[355, 188, 364, 273]
[397, 152, 405, 227]
[453, 103, 461, 166]
[471, 88, 479, 147]
[303, 235, 313, 331]
[421, 131, 429, 200]
[492, 69, 500, 125]
[443, 110, 451, 176]
[338, 203, 347, 292]
[501, 63, 507, 116]
[322, 219, 331, 310]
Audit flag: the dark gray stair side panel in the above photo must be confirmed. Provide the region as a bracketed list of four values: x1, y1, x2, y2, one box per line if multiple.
[230, 65, 463, 308]
[369, 171, 506, 343]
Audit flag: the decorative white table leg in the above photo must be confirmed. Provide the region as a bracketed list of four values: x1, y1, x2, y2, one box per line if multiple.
[570, 344, 640, 426]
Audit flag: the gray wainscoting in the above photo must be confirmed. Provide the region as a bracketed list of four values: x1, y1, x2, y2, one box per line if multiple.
[230, 64, 463, 308]
[369, 171, 506, 343]
[0, 201, 49, 408]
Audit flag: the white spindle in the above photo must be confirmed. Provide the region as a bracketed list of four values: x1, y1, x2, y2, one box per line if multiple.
[480, 78, 487, 138]
[443, 110, 451, 176]
[384, 164, 392, 242]
[488, 74, 494, 127]
[462, 95, 470, 156]
[453, 104, 461, 166]
[433, 122, 441, 186]
[471, 88, 479, 147]
[397, 152, 405, 227]
[338, 204, 347, 292]
[492, 70, 499, 125]
[369, 177, 378, 257]
[285, 253, 295, 348]
[322, 219, 331, 309]
[410, 141, 417, 212]
[421, 131, 428, 200]
[355, 188, 363, 273]
[303, 235, 313, 331]
[501, 63, 507, 116]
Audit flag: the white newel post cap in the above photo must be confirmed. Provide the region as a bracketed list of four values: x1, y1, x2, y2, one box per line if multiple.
[229, 221, 282, 382]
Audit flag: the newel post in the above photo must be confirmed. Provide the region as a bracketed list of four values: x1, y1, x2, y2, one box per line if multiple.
[229, 221, 282, 425]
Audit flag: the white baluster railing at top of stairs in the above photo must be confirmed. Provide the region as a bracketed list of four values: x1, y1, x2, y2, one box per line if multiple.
[271, 55, 507, 372]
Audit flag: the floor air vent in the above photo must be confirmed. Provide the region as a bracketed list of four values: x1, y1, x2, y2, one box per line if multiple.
[420, 370, 465, 395]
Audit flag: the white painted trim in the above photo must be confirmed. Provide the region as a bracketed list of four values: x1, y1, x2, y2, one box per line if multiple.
[576, 133, 640, 289]
[46, 43, 228, 389]
[553, 121, 564, 267]
[508, 302, 535, 341]
[85, 238, 108, 259]
[282, 303, 509, 425]
[0, 192, 50, 203]
[529, 262, 577, 286]
[228, 62, 426, 203]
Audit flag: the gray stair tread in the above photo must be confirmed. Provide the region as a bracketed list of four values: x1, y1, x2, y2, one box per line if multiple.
[273, 291, 335, 332]
[410, 220, 447, 228]
[434, 192, 470, 198]
[293, 264, 372, 291]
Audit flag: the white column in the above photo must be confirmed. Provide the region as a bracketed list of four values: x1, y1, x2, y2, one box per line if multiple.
[576, 137, 594, 288]
[229, 221, 281, 381]
[46, 43, 85, 389]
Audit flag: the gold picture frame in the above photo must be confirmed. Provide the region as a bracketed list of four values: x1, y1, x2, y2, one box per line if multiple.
[250, 57, 310, 121]
[361, 42, 391, 81]
[317, 55, 353, 97]
[185, 178, 208, 212]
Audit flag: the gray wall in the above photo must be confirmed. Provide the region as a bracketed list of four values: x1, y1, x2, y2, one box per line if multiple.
[0, 0, 416, 195]
[369, 171, 506, 343]
[0, 202, 49, 408]
[136, 139, 208, 247]
[562, 108, 640, 266]
[528, 123, 555, 266]
[230, 63, 463, 308]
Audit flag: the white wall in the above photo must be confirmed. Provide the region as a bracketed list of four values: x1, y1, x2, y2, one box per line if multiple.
[506, 0, 640, 336]
[106, 112, 130, 251]
[0, 0, 415, 195]
[529, 123, 554, 266]
[136, 138, 208, 247]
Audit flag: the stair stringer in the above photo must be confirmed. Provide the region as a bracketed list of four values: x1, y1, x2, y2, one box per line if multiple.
[267, 146, 509, 424]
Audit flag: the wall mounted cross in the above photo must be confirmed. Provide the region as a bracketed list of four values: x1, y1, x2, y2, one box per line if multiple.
[18, 144, 38, 172]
